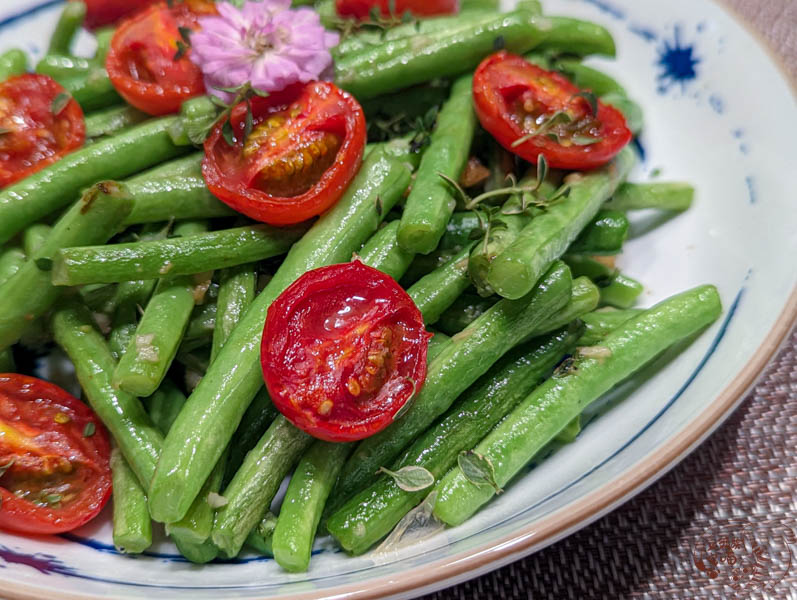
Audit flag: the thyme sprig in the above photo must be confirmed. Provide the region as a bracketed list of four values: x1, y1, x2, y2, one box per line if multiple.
[207, 82, 270, 147]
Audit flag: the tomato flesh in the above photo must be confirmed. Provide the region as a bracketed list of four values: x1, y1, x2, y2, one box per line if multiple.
[261, 262, 429, 442]
[203, 82, 366, 226]
[106, 3, 207, 115]
[82, 0, 157, 29]
[0, 374, 111, 535]
[473, 52, 632, 170]
[336, 0, 458, 19]
[0, 74, 85, 188]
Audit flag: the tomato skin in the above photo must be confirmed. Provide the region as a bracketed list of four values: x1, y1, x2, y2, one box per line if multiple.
[82, 0, 158, 29]
[202, 82, 366, 226]
[0, 374, 111, 535]
[336, 0, 458, 18]
[473, 52, 632, 170]
[261, 262, 429, 442]
[105, 3, 207, 116]
[0, 74, 85, 188]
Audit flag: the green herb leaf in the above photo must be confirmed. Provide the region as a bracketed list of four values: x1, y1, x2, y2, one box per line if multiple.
[221, 119, 235, 146]
[387, 0, 396, 16]
[392, 378, 417, 421]
[375, 195, 383, 217]
[51, 92, 71, 116]
[437, 172, 470, 207]
[213, 85, 244, 94]
[572, 90, 599, 116]
[177, 26, 193, 46]
[173, 40, 189, 61]
[535, 153, 548, 191]
[492, 35, 505, 51]
[0, 127, 11, 135]
[0, 458, 15, 478]
[379, 466, 435, 492]
[571, 135, 603, 146]
[458, 450, 502, 493]
[243, 98, 254, 143]
[44, 493, 62, 505]
[35, 258, 53, 271]
[83, 422, 96, 437]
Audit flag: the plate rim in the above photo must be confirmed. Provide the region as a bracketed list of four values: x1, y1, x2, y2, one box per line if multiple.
[2, 0, 796, 598]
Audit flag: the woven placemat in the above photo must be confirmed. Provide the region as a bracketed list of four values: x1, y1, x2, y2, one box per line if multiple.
[424, 327, 797, 599]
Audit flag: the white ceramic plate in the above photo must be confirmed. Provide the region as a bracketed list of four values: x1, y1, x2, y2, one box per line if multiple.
[1, 0, 795, 598]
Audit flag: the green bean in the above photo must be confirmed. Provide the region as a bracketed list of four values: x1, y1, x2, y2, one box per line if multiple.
[0, 349, 14, 372]
[246, 512, 277, 556]
[93, 27, 115, 63]
[553, 58, 626, 96]
[330, 261, 571, 510]
[85, 105, 149, 140]
[51, 303, 163, 487]
[568, 210, 629, 255]
[328, 323, 580, 554]
[113, 274, 200, 397]
[439, 212, 482, 251]
[0, 117, 185, 245]
[599, 273, 644, 308]
[407, 243, 475, 324]
[224, 388, 279, 485]
[173, 95, 221, 145]
[123, 178, 235, 226]
[528, 276, 599, 337]
[212, 415, 313, 558]
[128, 152, 204, 181]
[401, 248, 459, 286]
[36, 54, 121, 112]
[605, 182, 695, 212]
[336, 10, 547, 99]
[148, 145, 412, 524]
[53, 224, 305, 286]
[181, 302, 216, 351]
[0, 248, 26, 286]
[536, 16, 616, 57]
[110, 448, 152, 554]
[433, 285, 722, 525]
[554, 416, 581, 444]
[144, 379, 188, 436]
[173, 537, 219, 564]
[358, 221, 415, 281]
[487, 146, 635, 299]
[0, 183, 133, 351]
[600, 92, 644, 136]
[398, 75, 476, 254]
[212, 265, 256, 361]
[436, 293, 498, 335]
[334, 11, 495, 56]
[0, 49, 29, 80]
[578, 308, 644, 346]
[273, 440, 354, 571]
[22, 224, 52, 257]
[562, 254, 643, 308]
[48, 1, 86, 55]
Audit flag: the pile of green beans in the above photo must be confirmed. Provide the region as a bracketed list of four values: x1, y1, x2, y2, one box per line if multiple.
[0, 0, 721, 573]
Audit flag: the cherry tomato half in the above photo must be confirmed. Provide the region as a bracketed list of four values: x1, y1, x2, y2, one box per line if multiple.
[0, 374, 112, 535]
[261, 261, 430, 442]
[202, 82, 366, 226]
[106, 2, 209, 115]
[0, 74, 85, 188]
[473, 51, 632, 170]
[81, 0, 157, 29]
[336, 0, 458, 19]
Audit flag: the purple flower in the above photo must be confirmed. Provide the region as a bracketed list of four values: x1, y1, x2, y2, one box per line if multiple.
[190, 0, 339, 101]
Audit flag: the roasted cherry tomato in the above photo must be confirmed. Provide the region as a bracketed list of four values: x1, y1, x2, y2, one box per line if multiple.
[336, 0, 458, 19]
[261, 261, 429, 442]
[203, 82, 366, 226]
[0, 74, 85, 188]
[0, 374, 112, 535]
[473, 51, 632, 170]
[106, 2, 210, 115]
[82, 0, 157, 29]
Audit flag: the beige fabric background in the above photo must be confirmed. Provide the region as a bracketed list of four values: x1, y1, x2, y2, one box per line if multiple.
[723, 0, 796, 79]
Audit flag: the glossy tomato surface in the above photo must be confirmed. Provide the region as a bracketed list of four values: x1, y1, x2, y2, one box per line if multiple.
[203, 82, 366, 226]
[336, 0, 458, 19]
[0, 374, 112, 535]
[0, 74, 85, 188]
[105, 2, 208, 115]
[82, 0, 157, 29]
[261, 261, 429, 442]
[473, 51, 632, 170]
